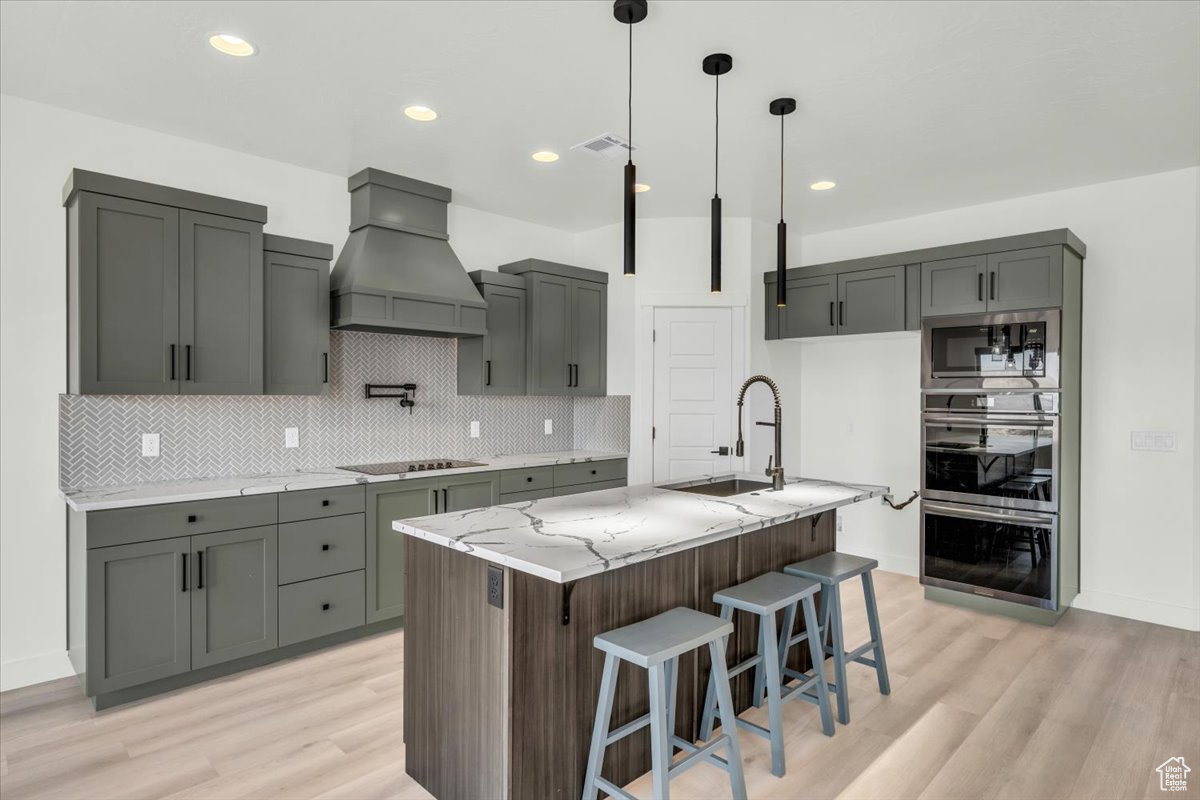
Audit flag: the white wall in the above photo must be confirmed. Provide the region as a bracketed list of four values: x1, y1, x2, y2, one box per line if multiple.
[755, 168, 1200, 630]
[0, 94, 576, 689]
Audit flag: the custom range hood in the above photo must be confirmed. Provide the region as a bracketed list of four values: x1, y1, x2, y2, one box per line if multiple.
[330, 168, 486, 337]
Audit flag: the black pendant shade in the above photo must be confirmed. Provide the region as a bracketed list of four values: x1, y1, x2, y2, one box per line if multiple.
[703, 53, 732, 294]
[614, 0, 647, 277]
[769, 97, 796, 307]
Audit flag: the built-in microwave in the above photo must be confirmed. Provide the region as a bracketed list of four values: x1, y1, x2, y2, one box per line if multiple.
[921, 310, 1060, 390]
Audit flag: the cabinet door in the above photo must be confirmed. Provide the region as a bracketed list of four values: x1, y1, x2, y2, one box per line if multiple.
[86, 537, 191, 695]
[190, 525, 277, 669]
[366, 479, 437, 623]
[527, 273, 572, 395]
[570, 279, 607, 396]
[837, 266, 906, 335]
[179, 210, 263, 395]
[986, 246, 1063, 312]
[76, 192, 180, 394]
[483, 284, 526, 396]
[265, 251, 330, 395]
[920, 255, 987, 317]
[442, 473, 500, 512]
[780, 275, 837, 338]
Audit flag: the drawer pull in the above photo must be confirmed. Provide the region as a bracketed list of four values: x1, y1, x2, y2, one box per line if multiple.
[187, 514, 197, 523]
[321, 543, 330, 551]
[591, 469, 597, 475]
[322, 603, 331, 611]
[526, 476, 533, 483]
[321, 499, 330, 507]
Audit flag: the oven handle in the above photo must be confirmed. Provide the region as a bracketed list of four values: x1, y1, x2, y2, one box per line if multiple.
[922, 415, 1056, 427]
[923, 501, 1055, 527]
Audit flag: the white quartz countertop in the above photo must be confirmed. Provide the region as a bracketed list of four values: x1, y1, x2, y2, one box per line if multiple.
[394, 474, 888, 583]
[61, 451, 627, 512]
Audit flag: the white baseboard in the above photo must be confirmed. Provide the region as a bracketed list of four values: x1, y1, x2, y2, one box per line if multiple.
[0, 651, 74, 692]
[1072, 589, 1200, 631]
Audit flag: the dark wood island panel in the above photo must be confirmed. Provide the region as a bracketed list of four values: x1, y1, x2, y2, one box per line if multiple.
[404, 512, 836, 800]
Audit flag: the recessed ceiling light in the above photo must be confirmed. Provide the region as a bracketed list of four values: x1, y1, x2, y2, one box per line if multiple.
[208, 33, 255, 57]
[404, 105, 438, 122]
[531, 151, 559, 163]
[634, 183, 651, 193]
[809, 180, 837, 191]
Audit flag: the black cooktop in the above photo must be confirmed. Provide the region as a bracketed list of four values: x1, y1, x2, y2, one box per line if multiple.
[337, 459, 486, 475]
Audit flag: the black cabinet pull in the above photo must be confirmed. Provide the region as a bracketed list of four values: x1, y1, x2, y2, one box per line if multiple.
[323, 352, 329, 384]
[838, 301, 845, 326]
[485, 360, 491, 386]
[591, 469, 597, 475]
[170, 344, 177, 380]
[829, 302, 834, 327]
[321, 603, 331, 611]
[196, 550, 205, 589]
[321, 543, 330, 551]
[321, 499, 330, 507]
[432, 488, 439, 514]
[442, 488, 449, 510]
[187, 514, 197, 523]
[989, 271, 997, 300]
[526, 476, 533, 483]
[977, 273, 984, 302]
[181, 552, 188, 592]
[185, 344, 192, 381]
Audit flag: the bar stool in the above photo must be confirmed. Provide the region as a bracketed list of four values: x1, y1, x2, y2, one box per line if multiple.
[698, 572, 835, 779]
[582, 607, 747, 800]
[783, 553, 890, 725]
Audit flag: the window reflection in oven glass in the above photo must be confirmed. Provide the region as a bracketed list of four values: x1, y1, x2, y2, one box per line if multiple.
[924, 513, 1053, 602]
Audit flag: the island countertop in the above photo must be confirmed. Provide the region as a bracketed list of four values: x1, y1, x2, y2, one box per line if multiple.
[393, 474, 888, 583]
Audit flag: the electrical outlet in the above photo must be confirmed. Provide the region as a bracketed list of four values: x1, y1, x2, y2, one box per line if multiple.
[285, 427, 300, 448]
[141, 433, 160, 458]
[470, 420, 480, 439]
[487, 565, 504, 609]
[544, 419, 553, 435]
[1131, 431, 1177, 452]
[837, 516, 844, 532]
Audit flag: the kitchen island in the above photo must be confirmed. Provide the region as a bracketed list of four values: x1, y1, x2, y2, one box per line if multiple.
[394, 474, 887, 800]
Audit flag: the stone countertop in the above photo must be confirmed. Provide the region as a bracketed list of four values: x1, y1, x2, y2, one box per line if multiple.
[61, 451, 628, 512]
[393, 474, 888, 583]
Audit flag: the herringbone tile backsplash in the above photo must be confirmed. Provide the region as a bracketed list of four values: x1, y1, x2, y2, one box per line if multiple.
[60, 331, 631, 488]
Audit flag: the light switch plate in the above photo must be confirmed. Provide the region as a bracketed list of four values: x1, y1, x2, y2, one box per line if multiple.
[141, 433, 160, 458]
[544, 419, 553, 435]
[1131, 431, 1177, 452]
[470, 420, 480, 439]
[285, 427, 300, 448]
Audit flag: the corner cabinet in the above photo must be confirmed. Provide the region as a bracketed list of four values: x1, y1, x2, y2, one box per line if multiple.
[457, 271, 527, 396]
[264, 235, 334, 395]
[65, 169, 268, 395]
[498, 259, 608, 396]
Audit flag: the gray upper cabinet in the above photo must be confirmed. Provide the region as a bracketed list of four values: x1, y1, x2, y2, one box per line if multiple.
[920, 255, 988, 317]
[499, 259, 608, 397]
[190, 525, 278, 669]
[264, 235, 333, 395]
[86, 536, 191, 695]
[64, 169, 268, 395]
[780, 275, 837, 338]
[457, 272, 527, 396]
[985, 246, 1063, 312]
[837, 265, 906, 335]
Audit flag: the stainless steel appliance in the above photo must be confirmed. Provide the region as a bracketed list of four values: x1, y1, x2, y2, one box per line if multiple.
[921, 310, 1060, 390]
[338, 459, 485, 475]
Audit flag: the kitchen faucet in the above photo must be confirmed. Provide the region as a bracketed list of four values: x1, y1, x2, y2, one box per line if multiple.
[734, 375, 785, 491]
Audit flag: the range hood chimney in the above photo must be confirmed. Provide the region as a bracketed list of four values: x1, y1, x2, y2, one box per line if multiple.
[330, 168, 486, 337]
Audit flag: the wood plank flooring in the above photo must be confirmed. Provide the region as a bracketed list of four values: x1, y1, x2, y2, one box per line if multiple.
[2, 571, 1196, 800]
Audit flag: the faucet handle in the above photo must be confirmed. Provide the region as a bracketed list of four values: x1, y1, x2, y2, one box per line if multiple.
[766, 455, 773, 477]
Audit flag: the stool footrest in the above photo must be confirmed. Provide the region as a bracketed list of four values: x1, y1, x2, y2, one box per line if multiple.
[594, 777, 638, 800]
[726, 654, 762, 680]
[605, 712, 650, 746]
[853, 655, 878, 669]
[669, 734, 733, 777]
[845, 641, 877, 662]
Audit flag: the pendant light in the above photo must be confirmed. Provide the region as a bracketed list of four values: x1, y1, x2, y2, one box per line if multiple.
[614, 0, 646, 276]
[769, 97, 796, 307]
[703, 53, 732, 294]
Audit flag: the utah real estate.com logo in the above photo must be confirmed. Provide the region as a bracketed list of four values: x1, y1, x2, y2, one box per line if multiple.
[1158, 757, 1190, 792]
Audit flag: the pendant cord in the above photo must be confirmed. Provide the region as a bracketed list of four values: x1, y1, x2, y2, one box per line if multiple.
[714, 72, 719, 196]
[627, 20, 633, 166]
[779, 113, 784, 221]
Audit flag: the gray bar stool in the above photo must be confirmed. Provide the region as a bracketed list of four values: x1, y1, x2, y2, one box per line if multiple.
[698, 572, 835, 779]
[582, 607, 747, 800]
[783, 552, 890, 725]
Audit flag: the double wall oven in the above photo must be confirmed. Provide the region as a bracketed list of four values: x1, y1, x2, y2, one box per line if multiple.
[920, 311, 1063, 610]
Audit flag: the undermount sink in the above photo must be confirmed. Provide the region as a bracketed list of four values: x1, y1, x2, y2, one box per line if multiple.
[663, 478, 773, 498]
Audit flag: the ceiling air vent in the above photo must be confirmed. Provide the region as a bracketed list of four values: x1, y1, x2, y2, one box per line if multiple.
[572, 133, 637, 161]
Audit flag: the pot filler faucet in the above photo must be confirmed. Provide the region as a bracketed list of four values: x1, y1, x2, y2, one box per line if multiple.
[734, 374, 785, 491]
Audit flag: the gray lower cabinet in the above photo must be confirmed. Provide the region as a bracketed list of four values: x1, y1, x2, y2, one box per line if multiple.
[365, 477, 437, 623]
[986, 246, 1063, 312]
[279, 571, 365, 647]
[86, 536, 192, 695]
[780, 275, 837, 338]
[837, 265, 906, 335]
[190, 526, 278, 669]
[264, 237, 332, 395]
[443, 473, 500, 512]
[458, 272, 527, 396]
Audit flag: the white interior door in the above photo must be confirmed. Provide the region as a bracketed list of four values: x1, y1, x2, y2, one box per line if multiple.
[652, 307, 734, 481]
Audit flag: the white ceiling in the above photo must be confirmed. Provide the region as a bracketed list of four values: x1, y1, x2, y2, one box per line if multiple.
[2, 1, 1197, 234]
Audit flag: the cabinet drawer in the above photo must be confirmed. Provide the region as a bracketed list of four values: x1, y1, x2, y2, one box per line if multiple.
[500, 487, 555, 504]
[553, 459, 627, 488]
[87, 495, 277, 549]
[278, 484, 365, 523]
[278, 514, 365, 584]
[500, 466, 554, 494]
[553, 478, 627, 498]
[278, 571, 365, 647]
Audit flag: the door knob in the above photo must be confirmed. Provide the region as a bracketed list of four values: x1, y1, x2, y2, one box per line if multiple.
[710, 446, 730, 456]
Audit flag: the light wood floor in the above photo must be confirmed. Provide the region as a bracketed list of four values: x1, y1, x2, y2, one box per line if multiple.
[2, 571, 1196, 800]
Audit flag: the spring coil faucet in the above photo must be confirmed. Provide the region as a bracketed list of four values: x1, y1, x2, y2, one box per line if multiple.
[734, 375, 785, 491]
